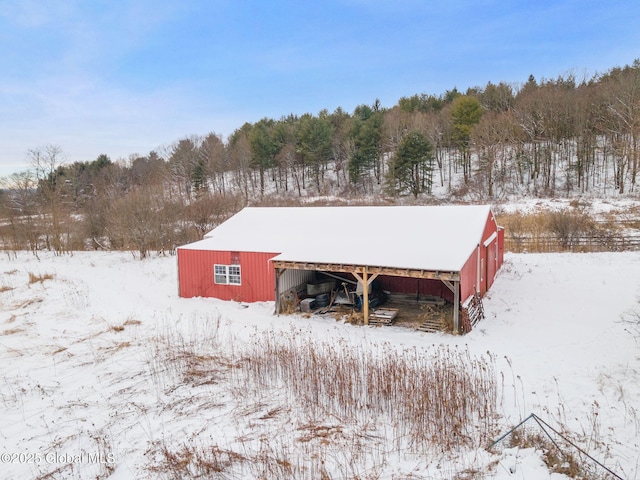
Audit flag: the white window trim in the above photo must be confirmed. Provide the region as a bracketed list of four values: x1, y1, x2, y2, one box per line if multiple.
[214, 264, 241, 285]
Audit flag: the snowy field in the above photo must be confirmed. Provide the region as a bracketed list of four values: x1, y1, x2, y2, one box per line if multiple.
[0, 250, 639, 479]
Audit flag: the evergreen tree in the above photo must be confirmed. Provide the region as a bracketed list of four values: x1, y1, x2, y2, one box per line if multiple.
[348, 103, 383, 188]
[385, 131, 434, 198]
[296, 113, 334, 191]
[248, 119, 278, 196]
[450, 95, 483, 182]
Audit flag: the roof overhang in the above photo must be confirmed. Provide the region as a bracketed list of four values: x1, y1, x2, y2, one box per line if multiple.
[271, 259, 460, 281]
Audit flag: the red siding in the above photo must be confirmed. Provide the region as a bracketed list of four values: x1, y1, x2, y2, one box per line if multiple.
[178, 249, 277, 302]
[378, 276, 455, 302]
[460, 210, 505, 301]
[498, 227, 505, 266]
[459, 248, 479, 301]
[485, 238, 498, 290]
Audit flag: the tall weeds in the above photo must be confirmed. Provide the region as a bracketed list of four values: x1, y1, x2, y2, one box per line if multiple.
[146, 322, 500, 477]
[235, 332, 498, 451]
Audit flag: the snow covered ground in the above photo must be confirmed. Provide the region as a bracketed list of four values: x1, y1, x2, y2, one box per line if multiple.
[493, 197, 639, 215]
[0, 250, 639, 479]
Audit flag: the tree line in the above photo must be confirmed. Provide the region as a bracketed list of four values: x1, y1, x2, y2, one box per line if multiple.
[1, 60, 640, 255]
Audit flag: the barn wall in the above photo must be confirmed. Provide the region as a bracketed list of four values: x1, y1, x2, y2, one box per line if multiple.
[377, 276, 454, 303]
[279, 268, 315, 295]
[459, 249, 479, 302]
[178, 249, 277, 302]
[485, 241, 497, 291]
[473, 210, 506, 296]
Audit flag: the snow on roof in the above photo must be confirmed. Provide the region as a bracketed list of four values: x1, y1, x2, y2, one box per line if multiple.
[179, 205, 495, 271]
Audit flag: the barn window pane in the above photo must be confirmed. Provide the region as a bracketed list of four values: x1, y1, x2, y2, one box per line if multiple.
[228, 265, 241, 285]
[214, 265, 228, 284]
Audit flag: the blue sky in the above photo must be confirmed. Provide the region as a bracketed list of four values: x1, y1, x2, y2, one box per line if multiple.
[1, 0, 639, 177]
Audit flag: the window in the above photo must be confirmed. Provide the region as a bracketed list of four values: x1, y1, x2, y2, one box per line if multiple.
[214, 264, 241, 285]
[228, 265, 241, 285]
[214, 265, 228, 284]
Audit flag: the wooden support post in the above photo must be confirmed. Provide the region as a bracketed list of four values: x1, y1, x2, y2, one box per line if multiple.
[352, 268, 376, 326]
[352, 271, 378, 287]
[453, 280, 460, 334]
[274, 267, 283, 315]
[442, 279, 461, 334]
[362, 266, 369, 325]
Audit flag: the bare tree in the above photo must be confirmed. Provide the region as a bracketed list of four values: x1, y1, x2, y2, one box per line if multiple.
[600, 62, 640, 193]
[105, 186, 184, 258]
[28, 145, 69, 254]
[168, 136, 202, 200]
[0, 171, 41, 252]
[184, 191, 244, 239]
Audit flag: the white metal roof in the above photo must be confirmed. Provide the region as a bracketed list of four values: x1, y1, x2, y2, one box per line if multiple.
[178, 205, 495, 271]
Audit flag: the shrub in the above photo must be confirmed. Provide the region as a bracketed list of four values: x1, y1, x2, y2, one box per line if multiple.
[546, 209, 595, 249]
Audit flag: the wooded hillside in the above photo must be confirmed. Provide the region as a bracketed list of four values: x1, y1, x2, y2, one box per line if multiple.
[1, 61, 640, 255]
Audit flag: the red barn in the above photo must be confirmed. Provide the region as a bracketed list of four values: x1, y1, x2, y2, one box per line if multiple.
[177, 205, 504, 333]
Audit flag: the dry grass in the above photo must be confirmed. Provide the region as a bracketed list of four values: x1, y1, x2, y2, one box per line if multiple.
[506, 429, 587, 478]
[342, 311, 363, 324]
[149, 443, 248, 479]
[297, 423, 344, 443]
[236, 332, 499, 452]
[14, 297, 43, 309]
[33, 431, 116, 480]
[1, 327, 23, 336]
[98, 341, 131, 354]
[279, 288, 300, 314]
[491, 405, 621, 480]
[0, 285, 14, 293]
[145, 316, 501, 478]
[28, 272, 54, 284]
[496, 210, 629, 253]
[110, 318, 141, 332]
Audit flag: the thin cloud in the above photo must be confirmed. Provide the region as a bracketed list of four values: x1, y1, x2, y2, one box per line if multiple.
[1, 0, 640, 176]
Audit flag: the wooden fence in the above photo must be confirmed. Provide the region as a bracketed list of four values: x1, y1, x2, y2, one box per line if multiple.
[505, 233, 640, 253]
